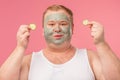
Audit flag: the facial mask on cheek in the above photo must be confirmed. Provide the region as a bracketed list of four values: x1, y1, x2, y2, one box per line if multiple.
[43, 13, 72, 45]
[44, 26, 54, 43]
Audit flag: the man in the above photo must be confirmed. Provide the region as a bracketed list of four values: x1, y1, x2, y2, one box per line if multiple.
[0, 4, 120, 80]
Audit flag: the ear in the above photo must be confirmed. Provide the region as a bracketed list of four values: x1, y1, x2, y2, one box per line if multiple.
[72, 24, 74, 34]
[42, 28, 44, 36]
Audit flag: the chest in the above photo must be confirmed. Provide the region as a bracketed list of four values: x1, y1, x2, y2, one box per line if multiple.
[28, 52, 95, 80]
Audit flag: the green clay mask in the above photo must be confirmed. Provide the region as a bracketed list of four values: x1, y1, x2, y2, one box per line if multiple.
[44, 13, 72, 45]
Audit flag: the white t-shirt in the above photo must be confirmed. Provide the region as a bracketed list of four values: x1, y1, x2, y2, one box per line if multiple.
[28, 49, 95, 80]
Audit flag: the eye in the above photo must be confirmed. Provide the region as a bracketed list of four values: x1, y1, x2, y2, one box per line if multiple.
[48, 23, 55, 26]
[60, 22, 68, 26]
[47, 22, 55, 27]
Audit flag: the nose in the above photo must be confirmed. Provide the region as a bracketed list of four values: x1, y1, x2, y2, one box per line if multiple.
[53, 24, 61, 33]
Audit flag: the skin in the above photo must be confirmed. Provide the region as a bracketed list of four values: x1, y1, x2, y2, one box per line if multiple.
[0, 9, 120, 80]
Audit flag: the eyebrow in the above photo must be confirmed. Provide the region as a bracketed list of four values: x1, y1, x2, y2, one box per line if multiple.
[47, 20, 68, 22]
[60, 21, 68, 22]
[48, 21, 55, 22]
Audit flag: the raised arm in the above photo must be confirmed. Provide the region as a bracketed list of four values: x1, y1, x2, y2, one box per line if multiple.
[88, 21, 120, 80]
[0, 25, 31, 80]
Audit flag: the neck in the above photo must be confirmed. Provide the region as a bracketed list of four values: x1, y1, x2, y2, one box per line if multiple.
[43, 42, 76, 64]
[45, 42, 72, 53]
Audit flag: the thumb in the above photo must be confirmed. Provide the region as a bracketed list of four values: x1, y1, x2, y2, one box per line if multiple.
[83, 20, 93, 28]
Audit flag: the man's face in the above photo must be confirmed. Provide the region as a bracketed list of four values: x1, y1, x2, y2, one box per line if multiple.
[43, 10, 73, 45]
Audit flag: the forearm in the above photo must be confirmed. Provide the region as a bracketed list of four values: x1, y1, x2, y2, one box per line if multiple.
[0, 46, 25, 80]
[96, 42, 120, 79]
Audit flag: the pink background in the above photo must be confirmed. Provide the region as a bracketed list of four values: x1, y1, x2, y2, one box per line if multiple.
[0, 0, 120, 65]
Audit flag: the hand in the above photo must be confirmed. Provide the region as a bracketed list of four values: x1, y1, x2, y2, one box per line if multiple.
[16, 25, 31, 49]
[87, 21, 105, 45]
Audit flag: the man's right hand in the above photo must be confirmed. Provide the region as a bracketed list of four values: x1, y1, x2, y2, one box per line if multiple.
[16, 25, 31, 49]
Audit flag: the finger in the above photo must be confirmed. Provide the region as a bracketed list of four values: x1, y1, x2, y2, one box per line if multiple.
[21, 28, 30, 35]
[91, 32, 94, 37]
[91, 31, 97, 38]
[83, 20, 94, 29]
[87, 21, 100, 29]
[88, 21, 103, 28]
[19, 25, 29, 30]
[18, 25, 30, 35]
[22, 31, 30, 40]
[91, 27, 97, 32]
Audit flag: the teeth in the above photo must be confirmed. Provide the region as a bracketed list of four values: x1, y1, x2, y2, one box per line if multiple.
[83, 20, 89, 25]
[29, 24, 36, 30]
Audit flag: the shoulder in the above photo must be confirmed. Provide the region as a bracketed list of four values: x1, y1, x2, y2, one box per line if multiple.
[87, 49, 99, 61]
[77, 48, 99, 65]
[86, 49, 105, 79]
[19, 53, 32, 80]
[86, 49, 100, 68]
[21, 50, 42, 67]
[21, 53, 32, 69]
